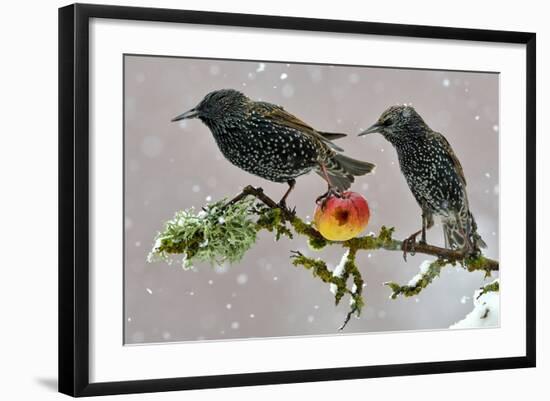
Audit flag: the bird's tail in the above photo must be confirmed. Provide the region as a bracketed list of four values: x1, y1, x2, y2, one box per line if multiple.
[443, 211, 486, 252]
[319, 154, 375, 191]
[332, 153, 376, 176]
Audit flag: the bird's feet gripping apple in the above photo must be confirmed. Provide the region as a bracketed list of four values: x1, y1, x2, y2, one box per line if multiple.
[313, 191, 370, 241]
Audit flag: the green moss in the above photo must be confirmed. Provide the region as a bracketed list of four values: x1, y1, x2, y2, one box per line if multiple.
[290, 218, 328, 249]
[344, 226, 400, 251]
[385, 259, 446, 299]
[290, 250, 364, 314]
[465, 255, 495, 277]
[378, 226, 396, 243]
[291, 252, 333, 282]
[343, 249, 365, 323]
[255, 206, 293, 240]
[477, 280, 500, 299]
[307, 236, 328, 250]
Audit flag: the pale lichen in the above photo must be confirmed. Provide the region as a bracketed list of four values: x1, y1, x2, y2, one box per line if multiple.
[148, 197, 257, 268]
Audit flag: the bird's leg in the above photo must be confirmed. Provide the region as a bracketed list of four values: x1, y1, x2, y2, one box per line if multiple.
[278, 179, 296, 214]
[420, 212, 428, 245]
[402, 212, 429, 261]
[458, 224, 475, 257]
[316, 163, 341, 206]
[402, 229, 421, 262]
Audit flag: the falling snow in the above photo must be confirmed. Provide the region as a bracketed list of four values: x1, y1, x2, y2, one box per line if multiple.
[236, 273, 248, 285]
[282, 83, 295, 98]
[125, 217, 133, 230]
[348, 73, 360, 84]
[141, 136, 163, 158]
[126, 57, 499, 344]
[310, 68, 322, 83]
[209, 65, 221, 76]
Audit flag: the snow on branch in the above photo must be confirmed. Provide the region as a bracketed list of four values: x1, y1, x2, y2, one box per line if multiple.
[385, 259, 447, 299]
[450, 280, 500, 329]
[148, 185, 499, 329]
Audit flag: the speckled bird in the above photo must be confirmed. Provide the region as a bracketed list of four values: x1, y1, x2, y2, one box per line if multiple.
[359, 105, 486, 254]
[172, 89, 375, 205]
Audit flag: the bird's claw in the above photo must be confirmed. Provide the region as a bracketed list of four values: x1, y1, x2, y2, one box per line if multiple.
[316, 187, 342, 208]
[277, 200, 296, 216]
[402, 233, 420, 262]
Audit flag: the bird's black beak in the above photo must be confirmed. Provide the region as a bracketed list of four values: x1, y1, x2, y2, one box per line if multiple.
[171, 108, 199, 122]
[358, 123, 381, 136]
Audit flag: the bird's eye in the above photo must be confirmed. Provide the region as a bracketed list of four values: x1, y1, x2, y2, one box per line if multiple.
[382, 118, 393, 126]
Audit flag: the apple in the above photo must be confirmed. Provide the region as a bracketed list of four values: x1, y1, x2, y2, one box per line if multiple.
[313, 192, 370, 241]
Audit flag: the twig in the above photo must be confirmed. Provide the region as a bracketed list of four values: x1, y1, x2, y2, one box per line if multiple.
[229, 185, 326, 243]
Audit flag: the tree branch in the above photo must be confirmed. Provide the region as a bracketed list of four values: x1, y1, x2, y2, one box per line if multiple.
[150, 185, 499, 330]
[231, 185, 499, 274]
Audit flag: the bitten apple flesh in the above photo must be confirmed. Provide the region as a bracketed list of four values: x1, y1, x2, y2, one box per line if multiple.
[313, 192, 370, 241]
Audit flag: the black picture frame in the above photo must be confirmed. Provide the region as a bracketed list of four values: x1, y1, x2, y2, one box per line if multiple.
[58, 3, 536, 397]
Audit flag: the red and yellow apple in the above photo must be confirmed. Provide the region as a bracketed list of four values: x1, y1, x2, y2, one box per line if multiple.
[313, 192, 370, 241]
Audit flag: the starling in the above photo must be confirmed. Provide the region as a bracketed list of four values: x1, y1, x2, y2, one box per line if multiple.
[359, 105, 486, 254]
[172, 89, 375, 206]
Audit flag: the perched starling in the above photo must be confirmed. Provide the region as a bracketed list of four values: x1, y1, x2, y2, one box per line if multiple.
[359, 105, 486, 254]
[172, 89, 375, 205]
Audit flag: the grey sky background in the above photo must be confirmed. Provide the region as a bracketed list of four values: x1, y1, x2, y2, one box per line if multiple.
[124, 55, 499, 344]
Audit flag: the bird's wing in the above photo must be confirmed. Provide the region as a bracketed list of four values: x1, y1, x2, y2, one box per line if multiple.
[253, 102, 345, 152]
[430, 130, 467, 186]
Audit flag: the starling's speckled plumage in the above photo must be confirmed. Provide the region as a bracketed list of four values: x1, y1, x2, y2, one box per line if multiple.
[173, 89, 375, 204]
[360, 105, 486, 252]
